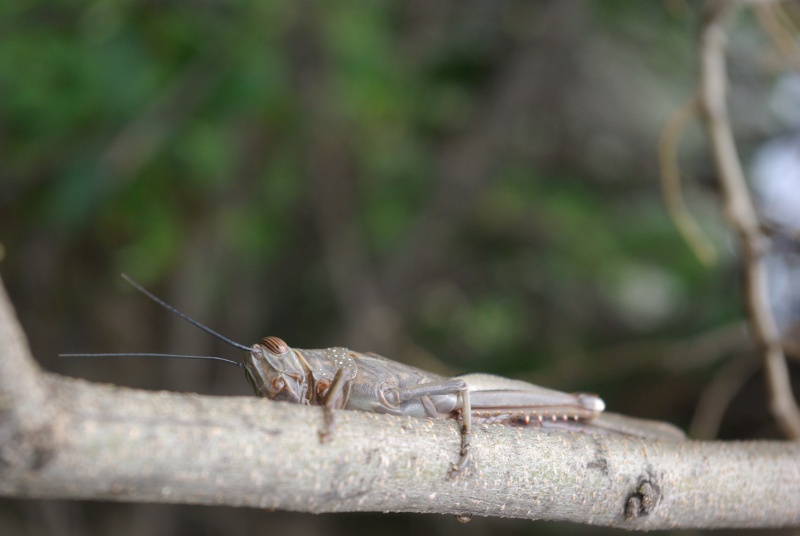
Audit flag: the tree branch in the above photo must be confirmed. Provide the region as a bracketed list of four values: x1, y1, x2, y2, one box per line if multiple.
[1, 277, 800, 529]
[657, 94, 718, 266]
[698, 0, 800, 437]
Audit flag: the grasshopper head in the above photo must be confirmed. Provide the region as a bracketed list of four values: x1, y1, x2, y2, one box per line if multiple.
[245, 336, 309, 403]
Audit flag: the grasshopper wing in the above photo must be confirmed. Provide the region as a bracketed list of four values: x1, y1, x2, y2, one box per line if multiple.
[458, 373, 604, 424]
[459, 373, 685, 440]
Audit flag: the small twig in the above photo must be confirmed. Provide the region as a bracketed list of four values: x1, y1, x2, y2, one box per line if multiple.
[698, 0, 800, 437]
[689, 353, 760, 439]
[754, 1, 800, 73]
[657, 94, 718, 266]
[536, 322, 751, 389]
[101, 52, 226, 183]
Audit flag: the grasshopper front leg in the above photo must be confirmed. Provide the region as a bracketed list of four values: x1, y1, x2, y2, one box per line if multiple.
[318, 365, 357, 443]
[394, 378, 473, 478]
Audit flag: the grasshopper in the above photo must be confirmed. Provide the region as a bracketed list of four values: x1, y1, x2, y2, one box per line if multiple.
[64, 275, 685, 477]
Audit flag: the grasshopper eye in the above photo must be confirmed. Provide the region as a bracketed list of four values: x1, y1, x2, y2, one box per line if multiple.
[261, 336, 290, 355]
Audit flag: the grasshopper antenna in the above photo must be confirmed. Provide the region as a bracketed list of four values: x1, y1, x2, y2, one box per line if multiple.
[60, 274, 251, 366]
[120, 273, 252, 352]
[59, 352, 243, 368]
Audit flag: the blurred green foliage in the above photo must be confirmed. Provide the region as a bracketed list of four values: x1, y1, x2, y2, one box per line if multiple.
[0, 0, 747, 407]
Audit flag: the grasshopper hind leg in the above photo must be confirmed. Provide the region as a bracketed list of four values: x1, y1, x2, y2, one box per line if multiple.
[394, 378, 473, 478]
[448, 388, 472, 479]
[447, 418, 471, 479]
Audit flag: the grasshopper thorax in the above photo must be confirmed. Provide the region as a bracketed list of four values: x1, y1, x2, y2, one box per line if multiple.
[245, 336, 310, 403]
